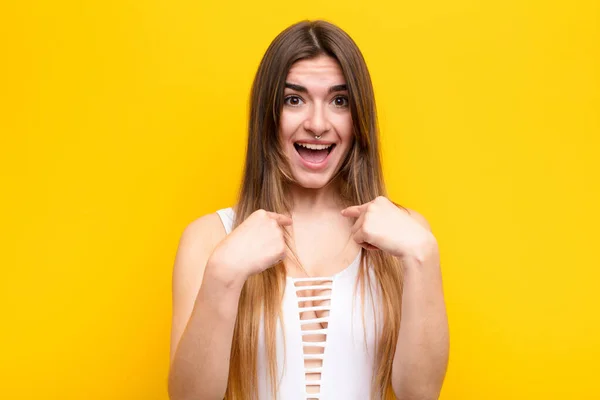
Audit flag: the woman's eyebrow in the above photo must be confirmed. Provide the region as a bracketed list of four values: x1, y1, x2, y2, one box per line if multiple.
[284, 83, 348, 94]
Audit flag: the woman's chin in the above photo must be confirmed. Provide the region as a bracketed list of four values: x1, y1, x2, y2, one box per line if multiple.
[291, 174, 333, 190]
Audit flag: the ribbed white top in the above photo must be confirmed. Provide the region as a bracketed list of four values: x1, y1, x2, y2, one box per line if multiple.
[216, 207, 382, 399]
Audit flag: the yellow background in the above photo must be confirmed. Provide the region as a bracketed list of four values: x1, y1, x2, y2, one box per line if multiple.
[1, 0, 598, 399]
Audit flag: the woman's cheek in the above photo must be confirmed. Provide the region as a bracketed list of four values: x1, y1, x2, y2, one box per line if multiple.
[280, 112, 304, 136]
[332, 117, 353, 139]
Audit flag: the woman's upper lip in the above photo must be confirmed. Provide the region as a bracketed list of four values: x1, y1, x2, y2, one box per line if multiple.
[295, 139, 336, 145]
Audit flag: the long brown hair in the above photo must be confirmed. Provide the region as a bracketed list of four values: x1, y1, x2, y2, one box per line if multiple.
[225, 20, 404, 399]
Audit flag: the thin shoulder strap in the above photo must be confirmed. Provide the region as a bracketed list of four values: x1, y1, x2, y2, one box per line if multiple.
[215, 207, 235, 234]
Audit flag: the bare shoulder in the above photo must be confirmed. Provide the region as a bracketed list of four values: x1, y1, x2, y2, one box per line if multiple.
[178, 212, 227, 252]
[387, 197, 433, 233]
[172, 211, 228, 294]
[405, 207, 433, 232]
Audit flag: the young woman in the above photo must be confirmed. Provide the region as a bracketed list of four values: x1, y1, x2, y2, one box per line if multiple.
[168, 20, 449, 400]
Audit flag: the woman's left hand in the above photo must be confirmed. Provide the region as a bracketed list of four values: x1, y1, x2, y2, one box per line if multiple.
[341, 196, 438, 262]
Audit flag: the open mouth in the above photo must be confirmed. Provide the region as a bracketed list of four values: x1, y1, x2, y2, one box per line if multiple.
[293, 142, 336, 164]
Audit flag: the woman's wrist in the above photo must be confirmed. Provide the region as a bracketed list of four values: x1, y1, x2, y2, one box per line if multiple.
[398, 237, 440, 270]
[204, 256, 249, 292]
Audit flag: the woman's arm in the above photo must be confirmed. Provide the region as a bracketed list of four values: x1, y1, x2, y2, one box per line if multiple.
[167, 214, 244, 400]
[392, 211, 449, 400]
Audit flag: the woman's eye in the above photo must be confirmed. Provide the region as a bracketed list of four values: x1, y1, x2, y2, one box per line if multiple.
[284, 95, 304, 106]
[332, 96, 349, 107]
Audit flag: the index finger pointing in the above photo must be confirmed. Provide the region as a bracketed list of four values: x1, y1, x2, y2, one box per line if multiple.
[341, 203, 369, 218]
[266, 211, 293, 226]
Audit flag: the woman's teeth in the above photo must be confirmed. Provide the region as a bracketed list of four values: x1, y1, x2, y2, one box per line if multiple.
[295, 142, 333, 150]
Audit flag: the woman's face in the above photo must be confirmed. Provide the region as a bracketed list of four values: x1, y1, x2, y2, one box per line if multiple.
[279, 54, 353, 189]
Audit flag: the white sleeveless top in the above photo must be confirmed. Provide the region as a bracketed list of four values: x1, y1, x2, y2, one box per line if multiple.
[216, 207, 383, 400]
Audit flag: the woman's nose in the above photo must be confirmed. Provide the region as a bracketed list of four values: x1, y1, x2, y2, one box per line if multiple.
[303, 103, 331, 135]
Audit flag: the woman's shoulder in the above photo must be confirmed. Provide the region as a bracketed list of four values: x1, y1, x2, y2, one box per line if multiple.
[404, 207, 433, 233]
[181, 206, 234, 247]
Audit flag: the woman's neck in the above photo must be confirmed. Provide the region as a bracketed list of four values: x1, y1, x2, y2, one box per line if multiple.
[288, 182, 343, 216]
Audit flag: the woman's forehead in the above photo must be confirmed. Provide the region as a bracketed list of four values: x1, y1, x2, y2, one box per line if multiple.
[285, 55, 346, 88]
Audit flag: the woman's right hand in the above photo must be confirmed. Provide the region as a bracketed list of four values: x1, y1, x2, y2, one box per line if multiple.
[206, 209, 293, 286]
